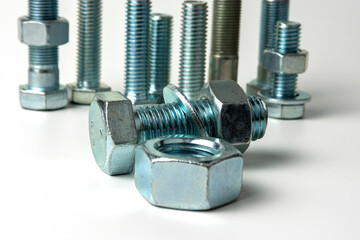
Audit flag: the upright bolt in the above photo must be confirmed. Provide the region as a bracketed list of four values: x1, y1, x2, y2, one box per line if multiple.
[179, 1, 208, 100]
[124, 0, 151, 103]
[68, 0, 111, 105]
[209, 0, 242, 81]
[18, 0, 69, 110]
[148, 13, 173, 103]
[259, 21, 311, 119]
[246, 0, 289, 96]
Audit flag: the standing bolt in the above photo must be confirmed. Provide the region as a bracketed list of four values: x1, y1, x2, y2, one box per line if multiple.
[247, 0, 289, 96]
[18, 0, 69, 110]
[124, 0, 151, 104]
[209, 0, 242, 81]
[148, 13, 173, 103]
[259, 21, 311, 119]
[179, 1, 208, 100]
[89, 80, 268, 175]
[68, 0, 111, 105]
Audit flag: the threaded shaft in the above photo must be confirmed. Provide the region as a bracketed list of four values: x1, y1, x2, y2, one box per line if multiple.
[211, 0, 241, 55]
[179, 1, 208, 100]
[271, 21, 301, 98]
[149, 14, 173, 98]
[135, 99, 215, 143]
[29, 46, 58, 65]
[125, 0, 151, 103]
[29, 0, 58, 21]
[258, 0, 289, 63]
[76, 0, 102, 89]
[248, 96, 268, 141]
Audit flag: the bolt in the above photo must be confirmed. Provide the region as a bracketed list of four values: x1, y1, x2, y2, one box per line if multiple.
[124, 0, 151, 103]
[67, 0, 111, 105]
[259, 21, 311, 119]
[179, 1, 208, 100]
[148, 13, 173, 103]
[18, 0, 69, 110]
[246, 0, 289, 96]
[209, 0, 242, 81]
[89, 80, 268, 175]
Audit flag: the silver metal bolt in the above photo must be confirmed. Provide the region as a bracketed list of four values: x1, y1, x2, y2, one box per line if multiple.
[18, 0, 69, 110]
[246, 0, 289, 96]
[67, 0, 111, 105]
[124, 0, 152, 103]
[209, 0, 242, 81]
[148, 13, 173, 103]
[179, 1, 208, 100]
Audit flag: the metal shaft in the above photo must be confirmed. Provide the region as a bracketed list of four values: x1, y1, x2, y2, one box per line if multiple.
[125, 0, 151, 103]
[179, 1, 208, 100]
[209, 0, 241, 81]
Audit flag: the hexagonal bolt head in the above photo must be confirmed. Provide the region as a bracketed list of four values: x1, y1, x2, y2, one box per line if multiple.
[199, 80, 252, 152]
[18, 16, 69, 47]
[135, 136, 243, 210]
[67, 83, 111, 105]
[262, 49, 309, 74]
[89, 92, 137, 175]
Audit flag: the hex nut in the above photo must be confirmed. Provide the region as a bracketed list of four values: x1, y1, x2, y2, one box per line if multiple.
[18, 16, 69, 47]
[135, 135, 243, 210]
[262, 49, 309, 74]
[89, 92, 138, 175]
[67, 83, 111, 105]
[19, 84, 68, 110]
[199, 80, 252, 152]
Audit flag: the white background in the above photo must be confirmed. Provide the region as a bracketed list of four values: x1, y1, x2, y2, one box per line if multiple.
[1, 0, 360, 239]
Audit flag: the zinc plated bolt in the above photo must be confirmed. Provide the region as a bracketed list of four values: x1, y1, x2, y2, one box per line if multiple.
[89, 80, 268, 175]
[124, 0, 152, 104]
[209, 0, 242, 81]
[179, 1, 208, 100]
[67, 0, 111, 105]
[148, 13, 173, 103]
[246, 0, 289, 96]
[259, 21, 311, 119]
[18, 0, 69, 110]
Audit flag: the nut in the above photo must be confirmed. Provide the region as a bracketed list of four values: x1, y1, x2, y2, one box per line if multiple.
[18, 16, 69, 47]
[67, 83, 111, 105]
[262, 49, 308, 74]
[199, 80, 252, 152]
[19, 84, 68, 110]
[135, 135, 243, 210]
[89, 92, 137, 175]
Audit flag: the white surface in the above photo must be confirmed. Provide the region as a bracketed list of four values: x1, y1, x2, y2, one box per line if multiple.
[1, 0, 360, 239]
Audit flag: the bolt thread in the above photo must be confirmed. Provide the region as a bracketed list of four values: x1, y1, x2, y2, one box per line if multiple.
[77, 0, 102, 89]
[271, 21, 301, 98]
[29, 46, 58, 65]
[179, 1, 208, 100]
[259, 0, 289, 63]
[248, 96, 268, 141]
[135, 99, 215, 143]
[29, 0, 58, 21]
[211, 0, 241, 55]
[149, 14, 173, 97]
[125, 0, 151, 103]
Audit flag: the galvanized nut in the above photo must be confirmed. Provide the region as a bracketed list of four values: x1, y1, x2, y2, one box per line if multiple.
[262, 49, 308, 74]
[135, 135, 243, 210]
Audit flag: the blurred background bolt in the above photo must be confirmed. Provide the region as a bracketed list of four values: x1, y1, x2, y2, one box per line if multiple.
[179, 1, 208, 100]
[247, 0, 289, 96]
[148, 13, 173, 103]
[18, 0, 69, 110]
[124, 0, 152, 103]
[209, 0, 241, 81]
[68, 0, 111, 105]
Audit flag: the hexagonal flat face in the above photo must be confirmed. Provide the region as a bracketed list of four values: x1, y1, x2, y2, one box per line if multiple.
[18, 17, 69, 47]
[262, 49, 308, 74]
[89, 92, 137, 175]
[67, 83, 111, 105]
[135, 136, 243, 210]
[267, 103, 305, 119]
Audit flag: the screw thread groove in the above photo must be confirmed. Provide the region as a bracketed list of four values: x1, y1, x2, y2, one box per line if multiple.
[149, 14, 173, 97]
[29, 0, 58, 21]
[179, 1, 208, 100]
[248, 96, 268, 141]
[77, 0, 102, 89]
[125, 0, 151, 103]
[211, 0, 241, 55]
